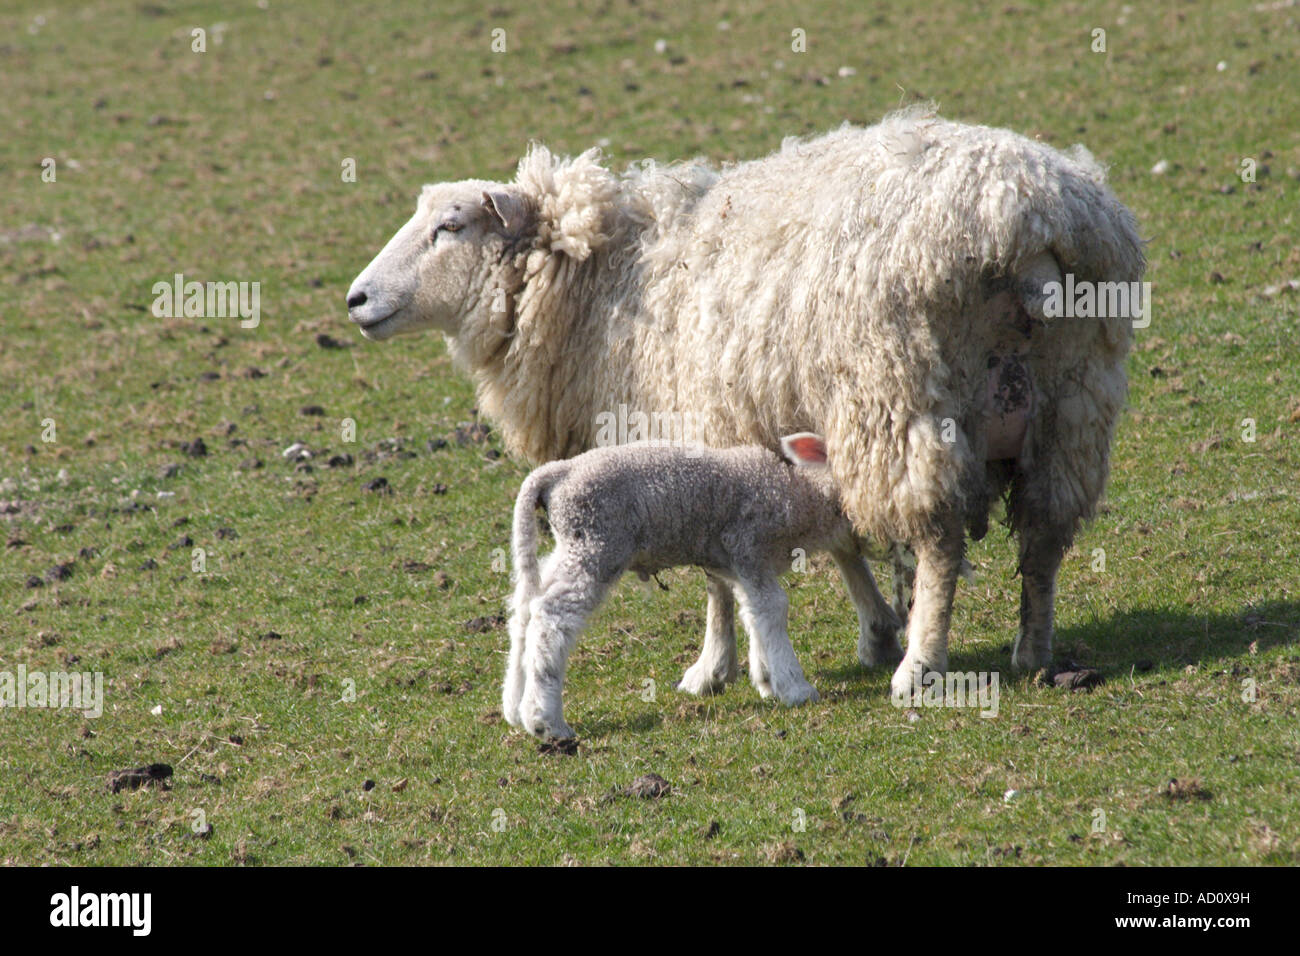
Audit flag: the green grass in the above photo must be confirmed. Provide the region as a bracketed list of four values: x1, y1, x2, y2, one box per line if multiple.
[2, 0, 1298, 865]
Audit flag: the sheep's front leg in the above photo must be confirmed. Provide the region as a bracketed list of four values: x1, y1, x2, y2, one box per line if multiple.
[890, 515, 964, 703]
[735, 576, 819, 706]
[518, 569, 608, 739]
[1012, 521, 1070, 672]
[888, 541, 916, 627]
[677, 571, 740, 696]
[829, 540, 903, 667]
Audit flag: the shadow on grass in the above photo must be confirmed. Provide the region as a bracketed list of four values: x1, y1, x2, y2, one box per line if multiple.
[575, 710, 665, 738]
[576, 683, 802, 737]
[816, 600, 1300, 691]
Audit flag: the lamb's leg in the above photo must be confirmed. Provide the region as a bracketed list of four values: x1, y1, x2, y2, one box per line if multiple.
[677, 571, 740, 696]
[502, 598, 528, 727]
[1012, 521, 1071, 672]
[747, 610, 773, 698]
[734, 575, 819, 706]
[889, 515, 964, 702]
[503, 552, 553, 727]
[517, 565, 609, 739]
[829, 540, 903, 667]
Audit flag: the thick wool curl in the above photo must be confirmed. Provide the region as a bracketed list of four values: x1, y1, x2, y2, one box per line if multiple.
[468, 109, 1144, 546]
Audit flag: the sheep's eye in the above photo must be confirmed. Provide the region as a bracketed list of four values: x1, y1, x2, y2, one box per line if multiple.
[434, 221, 461, 238]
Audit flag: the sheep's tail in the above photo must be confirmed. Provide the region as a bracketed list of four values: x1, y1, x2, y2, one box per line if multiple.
[511, 462, 567, 600]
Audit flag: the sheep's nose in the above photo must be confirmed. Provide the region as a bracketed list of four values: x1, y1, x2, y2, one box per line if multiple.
[347, 290, 367, 309]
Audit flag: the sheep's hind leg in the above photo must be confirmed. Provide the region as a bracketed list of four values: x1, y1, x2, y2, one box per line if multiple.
[830, 540, 903, 667]
[890, 514, 964, 703]
[735, 575, 819, 706]
[677, 571, 741, 696]
[518, 568, 609, 739]
[1011, 520, 1071, 673]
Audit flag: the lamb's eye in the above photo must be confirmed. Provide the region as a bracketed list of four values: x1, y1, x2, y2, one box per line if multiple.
[434, 221, 461, 238]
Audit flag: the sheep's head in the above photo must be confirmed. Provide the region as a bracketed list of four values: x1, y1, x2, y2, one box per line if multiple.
[346, 180, 534, 341]
[347, 145, 621, 344]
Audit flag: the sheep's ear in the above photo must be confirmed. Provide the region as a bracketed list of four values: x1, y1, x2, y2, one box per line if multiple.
[482, 189, 533, 237]
[779, 433, 828, 467]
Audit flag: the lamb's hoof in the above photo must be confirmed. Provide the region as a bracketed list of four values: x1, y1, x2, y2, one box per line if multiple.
[525, 717, 575, 740]
[777, 681, 820, 707]
[675, 676, 725, 697]
[676, 663, 735, 696]
[889, 657, 946, 705]
[519, 698, 574, 740]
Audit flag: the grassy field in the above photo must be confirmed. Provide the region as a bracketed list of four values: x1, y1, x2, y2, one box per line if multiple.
[2, 0, 1298, 865]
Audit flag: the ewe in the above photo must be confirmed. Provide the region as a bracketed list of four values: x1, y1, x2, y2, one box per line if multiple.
[506, 434, 845, 740]
[347, 108, 1145, 701]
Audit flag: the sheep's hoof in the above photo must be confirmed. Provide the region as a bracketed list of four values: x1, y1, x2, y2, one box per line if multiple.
[1011, 634, 1051, 672]
[858, 631, 905, 668]
[777, 682, 819, 707]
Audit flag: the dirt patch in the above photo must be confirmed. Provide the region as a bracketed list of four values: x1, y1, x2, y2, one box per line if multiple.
[1052, 667, 1105, 690]
[762, 840, 805, 863]
[1163, 777, 1212, 802]
[539, 737, 579, 756]
[106, 763, 173, 793]
[1037, 661, 1105, 691]
[623, 773, 671, 799]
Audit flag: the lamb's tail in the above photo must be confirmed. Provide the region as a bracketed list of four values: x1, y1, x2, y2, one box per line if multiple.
[511, 461, 568, 601]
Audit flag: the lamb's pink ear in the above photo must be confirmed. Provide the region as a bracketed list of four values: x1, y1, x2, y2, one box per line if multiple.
[779, 432, 828, 466]
[481, 189, 533, 237]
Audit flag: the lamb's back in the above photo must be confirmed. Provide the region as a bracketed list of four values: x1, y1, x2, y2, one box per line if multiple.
[545, 444, 839, 574]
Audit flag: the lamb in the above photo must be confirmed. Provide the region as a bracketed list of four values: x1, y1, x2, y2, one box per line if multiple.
[346, 108, 1145, 702]
[505, 433, 847, 739]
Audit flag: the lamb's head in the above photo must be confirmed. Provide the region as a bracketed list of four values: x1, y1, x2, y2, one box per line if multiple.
[779, 433, 838, 497]
[780, 432, 829, 467]
[346, 179, 535, 342]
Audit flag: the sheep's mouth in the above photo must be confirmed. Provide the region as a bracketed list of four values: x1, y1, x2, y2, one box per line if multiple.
[354, 309, 402, 340]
